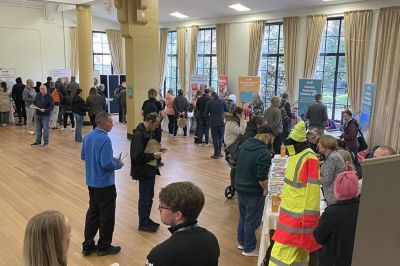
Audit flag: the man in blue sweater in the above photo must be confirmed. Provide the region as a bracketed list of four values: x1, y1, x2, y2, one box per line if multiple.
[81, 112, 124, 256]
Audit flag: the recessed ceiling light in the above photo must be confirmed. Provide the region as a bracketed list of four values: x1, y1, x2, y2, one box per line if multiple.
[169, 12, 189, 19]
[322, 0, 337, 2]
[228, 4, 251, 12]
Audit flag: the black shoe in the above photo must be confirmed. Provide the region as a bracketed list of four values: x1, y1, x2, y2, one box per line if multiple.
[31, 142, 41, 145]
[82, 245, 98, 256]
[148, 219, 160, 227]
[157, 161, 164, 167]
[97, 245, 121, 256]
[138, 224, 159, 232]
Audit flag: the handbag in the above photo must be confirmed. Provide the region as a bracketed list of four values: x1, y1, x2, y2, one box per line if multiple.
[357, 128, 368, 152]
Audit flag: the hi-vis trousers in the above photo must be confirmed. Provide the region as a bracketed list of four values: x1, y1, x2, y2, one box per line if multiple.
[269, 242, 309, 266]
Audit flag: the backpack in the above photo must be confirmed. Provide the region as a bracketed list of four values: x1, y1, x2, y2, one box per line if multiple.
[225, 134, 243, 169]
[51, 89, 60, 104]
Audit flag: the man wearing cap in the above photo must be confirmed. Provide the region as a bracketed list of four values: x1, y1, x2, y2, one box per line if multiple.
[235, 125, 275, 256]
[269, 121, 321, 266]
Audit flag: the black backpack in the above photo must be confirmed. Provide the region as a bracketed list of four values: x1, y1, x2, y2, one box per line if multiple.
[225, 134, 243, 169]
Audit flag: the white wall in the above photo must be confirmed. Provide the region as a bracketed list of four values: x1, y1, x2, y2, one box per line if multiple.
[0, 5, 122, 83]
[162, 0, 400, 97]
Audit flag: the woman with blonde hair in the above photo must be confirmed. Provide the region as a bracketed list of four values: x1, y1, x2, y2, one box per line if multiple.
[23, 210, 71, 266]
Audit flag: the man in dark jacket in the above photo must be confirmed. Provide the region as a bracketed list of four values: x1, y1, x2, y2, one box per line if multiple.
[235, 125, 274, 256]
[146, 182, 220, 266]
[173, 89, 189, 136]
[280, 92, 293, 140]
[306, 94, 328, 135]
[130, 112, 162, 232]
[12, 77, 26, 125]
[195, 88, 212, 145]
[31, 85, 54, 147]
[204, 92, 228, 158]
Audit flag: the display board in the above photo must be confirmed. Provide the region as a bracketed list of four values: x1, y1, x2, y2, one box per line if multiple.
[238, 76, 260, 104]
[190, 74, 208, 100]
[99, 74, 126, 114]
[352, 155, 400, 266]
[359, 83, 375, 142]
[51, 69, 72, 80]
[0, 68, 16, 80]
[218, 75, 229, 99]
[298, 79, 322, 117]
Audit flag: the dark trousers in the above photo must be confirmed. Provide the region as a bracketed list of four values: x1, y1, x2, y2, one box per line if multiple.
[154, 124, 162, 143]
[211, 126, 224, 156]
[63, 112, 75, 128]
[89, 115, 97, 129]
[83, 185, 117, 251]
[138, 177, 156, 226]
[198, 120, 210, 144]
[15, 101, 26, 123]
[118, 102, 123, 122]
[167, 115, 175, 134]
[273, 133, 282, 155]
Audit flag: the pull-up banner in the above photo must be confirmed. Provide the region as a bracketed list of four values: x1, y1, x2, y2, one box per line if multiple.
[298, 79, 322, 117]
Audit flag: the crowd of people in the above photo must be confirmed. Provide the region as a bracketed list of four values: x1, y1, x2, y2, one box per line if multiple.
[11, 80, 398, 266]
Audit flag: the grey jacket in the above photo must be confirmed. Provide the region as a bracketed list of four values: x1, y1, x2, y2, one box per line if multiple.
[22, 87, 36, 106]
[265, 106, 283, 135]
[66, 80, 80, 96]
[321, 151, 345, 206]
[306, 101, 328, 129]
[173, 95, 189, 117]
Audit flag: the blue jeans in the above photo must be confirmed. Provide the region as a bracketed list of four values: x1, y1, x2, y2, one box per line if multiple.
[198, 120, 210, 144]
[237, 193, 265, 252]
[35, 115, 50, 145]
[138, 177, 155, 226]
[211, 126, 224, 156]
[74, 113, 84, 141]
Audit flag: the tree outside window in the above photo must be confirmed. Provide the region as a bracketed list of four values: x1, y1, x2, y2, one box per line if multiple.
[197, 28, 218, 89]
[259, 23, 286, 106]
[315, 17, 348, 120]
[92, 32, 112, 75]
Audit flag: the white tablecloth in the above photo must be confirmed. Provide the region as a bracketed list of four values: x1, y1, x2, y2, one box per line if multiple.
[258, 192, 326, 266]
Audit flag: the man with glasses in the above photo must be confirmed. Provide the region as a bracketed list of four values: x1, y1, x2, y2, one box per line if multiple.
[146, 182, 220, 266]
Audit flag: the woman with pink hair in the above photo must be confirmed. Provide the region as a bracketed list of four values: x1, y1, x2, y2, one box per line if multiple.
[313, 171, 360, 266]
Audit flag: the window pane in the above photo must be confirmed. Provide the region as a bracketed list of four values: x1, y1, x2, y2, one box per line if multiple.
[267, 57, 277, 72]
[94, 54, 102, 64]
[204, 41, 211, 54]
[338, 56, 346, 73]
[93, 32, 102, 43]
[212, 56, 217, 69]
[93, 43, 102, 53]
[204, 57, 211, 69]
[324, 56, 336, 73]
[268, 39, 278, 54]
[103, 55, 111, 65]
[327, 20, 339, 36]
[279, 39, 284, 54]
[326, 37, 338, 53]
[339, 37, 345, 53]
[197, 42, 204, 54]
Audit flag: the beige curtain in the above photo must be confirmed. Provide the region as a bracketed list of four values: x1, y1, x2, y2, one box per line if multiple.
[303, 15, 327, 78]
[344, 10, 373, 115]
[106, 30, 123, 74]
[177, 27, 186, 93]
[370, 7, 400, 152]
[216, 23, 229, 76]
[248, 20, 265, 76]
[70, 27, 79, 77]
[189, 26, 199, 76]
[159, 28, 169, 89]
[283, 16, 300, 102]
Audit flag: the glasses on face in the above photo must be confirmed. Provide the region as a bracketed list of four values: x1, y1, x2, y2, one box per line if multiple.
[158, 204, 174, 211]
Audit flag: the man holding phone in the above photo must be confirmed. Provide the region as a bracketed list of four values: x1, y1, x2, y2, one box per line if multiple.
[130, 112, 162, 232]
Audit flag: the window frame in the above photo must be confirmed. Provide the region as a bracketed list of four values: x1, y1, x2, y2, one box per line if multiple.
[163, 30, 178, 97]
[316, 17, 348, 120]
[92, 31, 113, 75]
[196, 27, 218, 88]
[259, 22, 285, 105]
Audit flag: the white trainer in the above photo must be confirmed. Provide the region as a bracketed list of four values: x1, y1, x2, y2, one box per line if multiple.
[242, 249, 258, 257]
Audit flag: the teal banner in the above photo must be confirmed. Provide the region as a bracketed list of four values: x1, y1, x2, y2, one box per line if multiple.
[359, 83, 375, 141]
[298, 79, 322, 117]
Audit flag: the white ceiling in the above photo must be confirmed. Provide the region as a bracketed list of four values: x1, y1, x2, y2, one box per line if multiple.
[0, 0, 369, 24]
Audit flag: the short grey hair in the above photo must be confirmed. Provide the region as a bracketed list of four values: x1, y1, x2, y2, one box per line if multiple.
[95, 112, 111, 126]
[271, 96, 281, 104]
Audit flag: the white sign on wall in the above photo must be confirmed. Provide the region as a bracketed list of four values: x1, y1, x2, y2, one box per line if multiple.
[0, 68, 16, 80]
[51, 69, 72, 80]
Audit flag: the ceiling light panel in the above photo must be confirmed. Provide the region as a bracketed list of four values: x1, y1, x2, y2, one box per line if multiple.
[228, 4, 251, 12]
[169, 12, 189, 19]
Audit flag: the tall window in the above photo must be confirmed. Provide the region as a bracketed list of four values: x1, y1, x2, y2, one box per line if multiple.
[197, 28, 218, 89]
[259, 23, 285, 105]
[164, 31, 178, 96]
[315, 17, 347, 120]
[92, 32, 112, 75]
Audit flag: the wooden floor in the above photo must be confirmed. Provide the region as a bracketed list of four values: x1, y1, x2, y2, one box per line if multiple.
[0, 117, 259, 266]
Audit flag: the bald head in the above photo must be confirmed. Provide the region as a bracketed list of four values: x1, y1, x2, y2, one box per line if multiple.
[40, 85, 47, 95]
[373, 146, 396, 158]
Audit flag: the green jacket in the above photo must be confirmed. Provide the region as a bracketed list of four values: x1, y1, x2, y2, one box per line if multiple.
[235, 137, 272, 196]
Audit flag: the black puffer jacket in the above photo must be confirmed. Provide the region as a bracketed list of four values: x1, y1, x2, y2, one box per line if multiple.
[130, 123, 160, 180]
